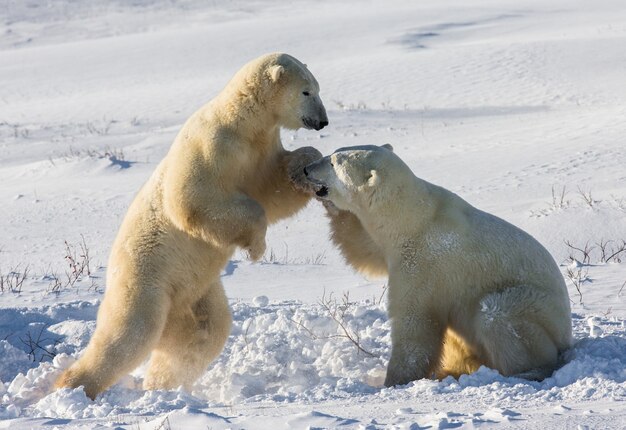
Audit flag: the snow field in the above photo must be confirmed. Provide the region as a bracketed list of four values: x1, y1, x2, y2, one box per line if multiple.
[2, 0, 626, 427]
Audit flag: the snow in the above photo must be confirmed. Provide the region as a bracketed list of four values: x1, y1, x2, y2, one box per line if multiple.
[1, 0, 626, 428]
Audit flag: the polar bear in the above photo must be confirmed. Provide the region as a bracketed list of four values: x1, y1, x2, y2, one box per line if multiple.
[55, 53, 328, 399]
[304, 145, 572, 386]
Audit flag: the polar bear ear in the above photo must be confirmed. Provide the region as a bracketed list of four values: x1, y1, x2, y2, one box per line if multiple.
[381, 143, 394, 152]
[268, 65, 285, 83]
[367, 170, 381, 187]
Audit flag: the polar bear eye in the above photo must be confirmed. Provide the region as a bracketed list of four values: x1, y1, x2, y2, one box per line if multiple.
[302, 91, 310, 96]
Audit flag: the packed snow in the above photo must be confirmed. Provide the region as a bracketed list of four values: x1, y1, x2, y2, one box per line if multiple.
[1, 0, 625, 428]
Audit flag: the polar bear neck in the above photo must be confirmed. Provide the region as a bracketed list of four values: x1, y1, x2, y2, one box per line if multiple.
[207, 55, 287, 142]
[354, 175, 439, 250]
[211, 85, 280, 142]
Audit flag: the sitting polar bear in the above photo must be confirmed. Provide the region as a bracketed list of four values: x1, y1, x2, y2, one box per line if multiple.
[55, 53, 328, 399]
[304, 144, 572, 386]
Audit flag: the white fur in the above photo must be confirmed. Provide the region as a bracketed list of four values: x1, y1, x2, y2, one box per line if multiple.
[55, 53, 327, 399]
[306, 144, 572, 385]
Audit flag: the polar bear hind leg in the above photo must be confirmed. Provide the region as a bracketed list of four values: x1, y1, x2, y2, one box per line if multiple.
[473, 286, 560, 379]
[437, 329, 482, 379]
[55, 287, 170, 399]
[143, 280, 232, 391]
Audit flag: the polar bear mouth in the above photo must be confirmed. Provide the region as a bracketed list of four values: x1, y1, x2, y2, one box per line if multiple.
[315, 185, 329, 197]
[302, 117, 327, 131]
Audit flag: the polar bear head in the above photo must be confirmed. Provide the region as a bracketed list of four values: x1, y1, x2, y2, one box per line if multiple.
[303, 144, 401, 212]
[266, 53, 329, 131]
[224, 53, 328, 131]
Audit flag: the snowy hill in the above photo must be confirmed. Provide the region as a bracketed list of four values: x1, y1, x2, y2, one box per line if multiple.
[1, 0, 625, 428]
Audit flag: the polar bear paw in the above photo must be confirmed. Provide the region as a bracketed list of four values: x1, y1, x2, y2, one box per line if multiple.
[245, 232, 267, 262]
[287, 146, 323, 194]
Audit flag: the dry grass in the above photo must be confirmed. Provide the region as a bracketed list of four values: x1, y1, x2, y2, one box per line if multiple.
[0, 265, 29, 293]
[19, 324, 60, 362]
[289, 290, 376, 357]
[48, 235, 98, 293]
[262, 245, 326, 265]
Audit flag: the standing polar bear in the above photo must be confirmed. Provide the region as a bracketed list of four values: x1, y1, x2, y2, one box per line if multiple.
[304, 145, 572, 386]
[55, 53, 328, 399]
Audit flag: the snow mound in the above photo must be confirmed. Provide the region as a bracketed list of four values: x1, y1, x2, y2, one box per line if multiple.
[197, 300, 389, 403]
[0, 300, 623, 426]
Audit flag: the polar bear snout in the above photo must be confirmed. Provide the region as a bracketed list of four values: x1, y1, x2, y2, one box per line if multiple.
[303, 158, 324, 181]
[301, 100, 329, 131]
[302, 116, 328, 131]
[303, 158, 332, 198]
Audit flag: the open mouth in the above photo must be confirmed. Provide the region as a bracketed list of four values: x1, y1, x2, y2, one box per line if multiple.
[315, 186, 329, 198]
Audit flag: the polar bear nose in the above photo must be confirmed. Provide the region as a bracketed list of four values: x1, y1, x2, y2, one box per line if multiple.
[319, 120, 329, 129]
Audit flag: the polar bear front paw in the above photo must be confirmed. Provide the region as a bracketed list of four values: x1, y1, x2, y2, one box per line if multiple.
[384, 368, 414, 388]
[245, 233, 267, 262]
[287, 146, 323, 194]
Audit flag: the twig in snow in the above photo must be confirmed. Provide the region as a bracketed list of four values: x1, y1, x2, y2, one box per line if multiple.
[19, 324, 60, 362]
[0, 265, 29, 293]
[318, 290, 377, 357]
[564, 240, 594, 265]
[48, 236, 93, 292]
[604, 240, 626, 263]
[376, 284, 389, 305]
[551, 185, 569, 210]
[577, 186, 597, 208]
[565, 265, 590, 304]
